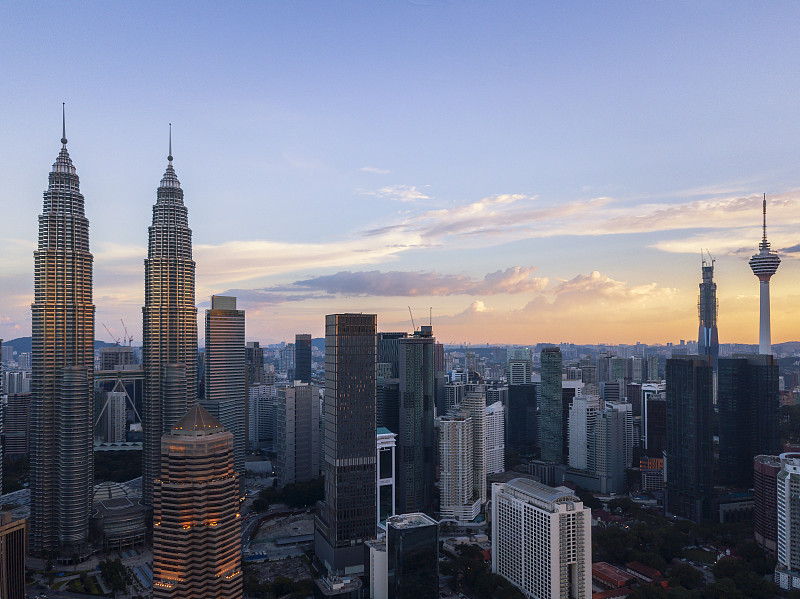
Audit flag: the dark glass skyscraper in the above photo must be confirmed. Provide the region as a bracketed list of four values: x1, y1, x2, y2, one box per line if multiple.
[142, 136, 198, 506]
[697, 253, 719, 369]
[718, 354, 779, 487]
[665, 355, 713, 522]
[295, 333, 312, 383]
[507, 384, 537, 455]
[30, 113, 95, 557]
[315, 313, 377, 574]
[540, 347, 563, 463]
[386, 513, 438, 599]
[397, 326, 435, 515]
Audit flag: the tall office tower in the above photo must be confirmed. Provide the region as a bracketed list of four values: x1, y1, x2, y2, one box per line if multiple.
[568, 396, 600, 471]
[646, 355, 659, 381]
[562, 380, 583, 462]
[540, 347, 563, 463]
[377, 428, 397, 525]
[749, 196, 781, 355]
[295, 334, 313, 383]
[594, 402, 632, 494]
[104, 389, 127, 443]
[377, 332, 408, 380]
[280, 343, 295, 377]
[0, 344, 13, 365]
[718, 354, 779, 487]
[276, 383, 320, 487]
[507, 384, 537, 455]
[754, 455, 781, 558]
[630, 356, 644, 384]
[775, 453, 800, 590]
[433, 342, 446, 416]
[315, 313, 377, 575]
[152, 405, 242, 598]
[507, 348, 532, 385]
[99, 346, 136, 371]
[386, 514, 439, 599]
[485, 401, 505, 475]
[492, 479, 591, 599]
[248, 384, 275, 449]
[245, 342, 265, 386]
[203, 295, 246, 496]
[597, 353, 613, 383]
[30, 113, 95, 557]
[665, 356, 713, 522]
[443, 381, 466, 412]
[439, 410, 480, 521]
[643, 392, 667, 455]
[142, 134, 198, 506]
[367, 513, 439, 599]
[0, 513, 27, 599]
[610, 357, 626, 383]
[464, 389, 487, 505]
[397, 326, 435, 514]
[697, 252, 720, 369]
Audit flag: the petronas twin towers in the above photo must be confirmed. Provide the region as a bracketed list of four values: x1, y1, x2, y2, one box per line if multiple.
[31, 116, 198, 556]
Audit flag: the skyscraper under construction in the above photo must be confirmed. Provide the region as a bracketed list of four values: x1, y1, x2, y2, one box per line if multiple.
[142, 131, 198, 506]
[697, 251, 719, 369]
[30, 108, 95, 557]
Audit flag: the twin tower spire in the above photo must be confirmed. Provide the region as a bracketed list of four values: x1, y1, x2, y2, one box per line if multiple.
[30, 107, 196, 557]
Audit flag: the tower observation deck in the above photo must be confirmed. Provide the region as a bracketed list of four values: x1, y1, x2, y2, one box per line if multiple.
[749, 195, 780, 354]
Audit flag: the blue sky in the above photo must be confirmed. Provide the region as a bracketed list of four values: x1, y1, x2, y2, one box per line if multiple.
[1, 2, 799, 344]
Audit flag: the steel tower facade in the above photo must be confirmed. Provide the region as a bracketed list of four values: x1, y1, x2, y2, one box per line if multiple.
[30, 111, 95, 556]
[697, 252, 719, 368]
[142, 135, 198, 506]
[749, 196, 781, 355]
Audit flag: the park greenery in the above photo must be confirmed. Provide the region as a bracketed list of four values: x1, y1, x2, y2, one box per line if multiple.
[593, 509, 777, 599]
[440, 543, 525, 599]
[253, 477, 324, 512]
[99, 558, 133, 594]
[243, 570, 316, 599]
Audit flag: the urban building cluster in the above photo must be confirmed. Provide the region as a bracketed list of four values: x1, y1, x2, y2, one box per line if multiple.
[0, 120, 798, 599]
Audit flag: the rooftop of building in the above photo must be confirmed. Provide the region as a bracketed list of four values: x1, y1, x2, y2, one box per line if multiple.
[387, 512, 438, 529]
[171, 404, 225, 436]
[315, 575, 362, 596]
[504, 478, 580, 506]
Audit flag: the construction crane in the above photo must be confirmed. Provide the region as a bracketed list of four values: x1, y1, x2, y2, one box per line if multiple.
[102, 323, 121, 346]
[408, 306, 416, 332]
[120, 319, 133, 346]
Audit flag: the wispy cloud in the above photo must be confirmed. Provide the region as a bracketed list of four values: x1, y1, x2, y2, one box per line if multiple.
[286, 266, 547, 297]
[359, 166, 391, 175]
[364, 184, 431, 202]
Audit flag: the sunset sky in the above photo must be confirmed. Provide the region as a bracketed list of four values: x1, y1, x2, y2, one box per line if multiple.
[1, 2, 799, 345]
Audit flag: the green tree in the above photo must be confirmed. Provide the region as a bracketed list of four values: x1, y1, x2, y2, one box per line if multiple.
[668, 563, 704, 590]
[626, 584, 667, 599]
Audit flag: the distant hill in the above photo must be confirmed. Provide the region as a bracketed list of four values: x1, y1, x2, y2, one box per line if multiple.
[1, 337, 119, 355]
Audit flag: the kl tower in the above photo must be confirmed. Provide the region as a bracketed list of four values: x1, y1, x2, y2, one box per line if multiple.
[749, 194, 781, 355]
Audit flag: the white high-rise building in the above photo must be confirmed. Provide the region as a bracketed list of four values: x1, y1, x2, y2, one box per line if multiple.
[464, 389, 487, 506]
[485, 401, 505, 475]
[439, 411, 480, 522]
[594, 402, 633, 495]
[568, 396, 600, 471]
[492, 478, 591, 599]
[775, 452, 800, 590]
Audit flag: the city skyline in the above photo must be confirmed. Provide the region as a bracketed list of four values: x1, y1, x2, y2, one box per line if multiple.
[2, 3, 800, 345]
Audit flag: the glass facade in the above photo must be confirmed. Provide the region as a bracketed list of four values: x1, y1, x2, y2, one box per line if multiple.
[718, 354, 779, 487]
[540, 347, 563, 463]
[665, 355, 713, 522]
[386, 514, 438, 599]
